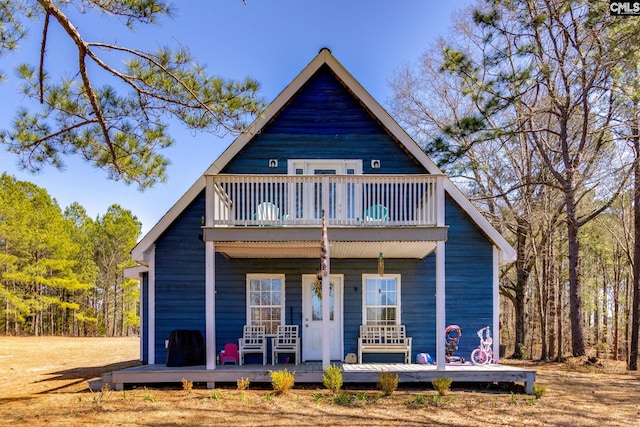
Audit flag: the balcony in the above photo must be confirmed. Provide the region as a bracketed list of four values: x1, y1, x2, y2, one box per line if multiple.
[202, 174, 447, 259]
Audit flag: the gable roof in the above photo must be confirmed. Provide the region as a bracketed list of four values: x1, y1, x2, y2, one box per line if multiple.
[131, 48, 516, 265]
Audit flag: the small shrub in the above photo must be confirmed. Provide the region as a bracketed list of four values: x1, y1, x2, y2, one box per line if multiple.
[90, 384, 111, 406]
[270, 369, 295, 394]
[237, 377, 250, 391]
[377, 371, 399, 396]
[333, 391, 355, 406]
[532, 383, 547, 399]
[312, 392, 325, 404]
[181, 378, 193, 395]
[595, 341, 610, 358]
[142, 387, 157, 402]
[355, 392, 369, 403]
[408, 394, 426, 406]
[517, 343, 527, 359]
[428, 394, 443, 407]
[209, 390, 223, 401]
[431, 377, 453, 396]
[323, 364, 343, 394]
[263, 392, 273, 402]
[509, 392, 518, 405]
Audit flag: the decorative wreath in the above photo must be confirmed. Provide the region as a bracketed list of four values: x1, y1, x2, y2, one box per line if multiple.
[313, 278, 334, 298]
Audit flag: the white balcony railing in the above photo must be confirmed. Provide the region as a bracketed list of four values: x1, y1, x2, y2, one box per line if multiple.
[206, 174, 444, 227]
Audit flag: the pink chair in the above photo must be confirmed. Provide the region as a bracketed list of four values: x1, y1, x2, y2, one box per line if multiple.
[219, 343, 239, 365]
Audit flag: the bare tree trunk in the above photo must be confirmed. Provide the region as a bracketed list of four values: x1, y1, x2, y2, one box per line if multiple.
[4, 292, 8, 335]
[602, 264, 609, 356]
[549, 308, 556, 359]
[566, 185, 585, 356]
[613, 245, 623, 361]
[104, 284, 109, 337]
[630, 132, 640, 370]
[121, 285, 126, 336]
[626, 274, 632, 363]
[512, 218, 528, 359]
[594, 266, 600, 346]
[538, 256, 549, 361]
[112, 281, 118, 337]
[556, 239, 565, 361]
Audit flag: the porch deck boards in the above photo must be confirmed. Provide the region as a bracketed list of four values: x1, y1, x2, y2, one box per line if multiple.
[105, 362, 536, 394]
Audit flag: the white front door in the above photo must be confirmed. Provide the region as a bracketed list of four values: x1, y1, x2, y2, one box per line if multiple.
[302, 274, 343, 361]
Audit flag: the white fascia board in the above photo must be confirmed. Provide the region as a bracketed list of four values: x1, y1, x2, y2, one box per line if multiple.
[131, 176, 206, 262]
[124, 265, 148, 279]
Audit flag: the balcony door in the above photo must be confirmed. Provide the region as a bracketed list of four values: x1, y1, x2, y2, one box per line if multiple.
[289, 160, 361, 223]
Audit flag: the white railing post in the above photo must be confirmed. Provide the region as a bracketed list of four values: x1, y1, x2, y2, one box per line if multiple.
[436, 240, 446, 370]
[205, 175, 214, 227]
[436, 176, 445, 227]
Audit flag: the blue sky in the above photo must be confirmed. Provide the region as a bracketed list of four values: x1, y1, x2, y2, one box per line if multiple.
[0, 1, 472, 235]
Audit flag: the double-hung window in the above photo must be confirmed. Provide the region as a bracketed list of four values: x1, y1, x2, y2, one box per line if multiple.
[246, 274, 285, 334]
[362, 274, 401, 325]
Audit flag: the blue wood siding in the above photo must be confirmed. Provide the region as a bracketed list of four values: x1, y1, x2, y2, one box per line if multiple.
[268, 65, 381, 135]
[153, 191, 207, 363]
[442, 196, 494, 359]
[222, 66, 425, 175]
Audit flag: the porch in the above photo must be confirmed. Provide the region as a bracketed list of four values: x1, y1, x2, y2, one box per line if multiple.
[103, 362, 536, 394]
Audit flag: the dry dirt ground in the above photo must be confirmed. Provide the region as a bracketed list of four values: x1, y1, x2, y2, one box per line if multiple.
[0, 337, 639, 426]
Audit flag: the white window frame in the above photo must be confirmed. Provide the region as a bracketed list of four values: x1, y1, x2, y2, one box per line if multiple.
[287, 159, 362, 175]
[246, 274, 286, 335]
[362, 274, 401, 325]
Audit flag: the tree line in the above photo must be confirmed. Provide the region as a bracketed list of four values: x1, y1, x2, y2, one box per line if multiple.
[0, 173, 141, 336]
[390, 0, 640, 368]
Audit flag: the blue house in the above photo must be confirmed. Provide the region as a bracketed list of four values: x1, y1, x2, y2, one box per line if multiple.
[129, 49, 516, 372]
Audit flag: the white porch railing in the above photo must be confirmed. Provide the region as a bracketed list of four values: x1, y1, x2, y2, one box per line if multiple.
[206, 174, 445, 227]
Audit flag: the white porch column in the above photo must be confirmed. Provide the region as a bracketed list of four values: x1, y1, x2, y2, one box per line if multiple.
[147, 245, 156, 365]
[493, 246, 500, 363]
[435, 241, 446, 371]
[205, 175, 217, 370]
[321, 182, 331, 369]
[435, 172, 446, 370]
[205, 241, 216, 370]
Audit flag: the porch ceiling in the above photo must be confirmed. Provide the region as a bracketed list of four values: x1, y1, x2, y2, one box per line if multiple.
[214, 241, 436, 259]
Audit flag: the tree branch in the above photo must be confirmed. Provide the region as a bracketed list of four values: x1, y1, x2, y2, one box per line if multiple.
[39, 12, 49, 104]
